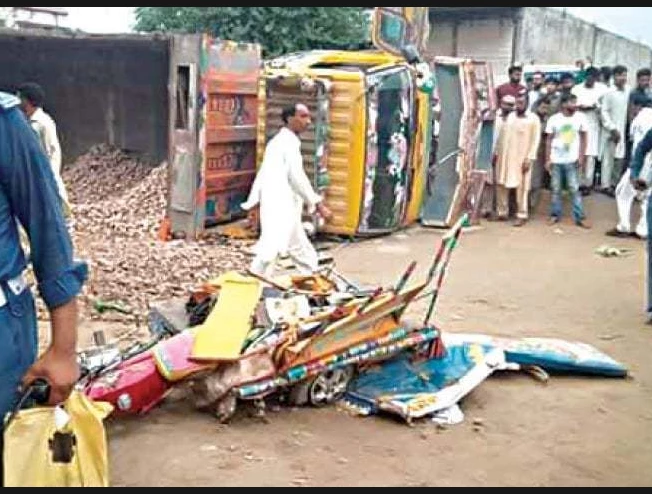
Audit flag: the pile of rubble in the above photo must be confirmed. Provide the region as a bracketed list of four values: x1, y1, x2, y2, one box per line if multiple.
[74, 235, 250, 323]
[71, 161, 168, 240]
[64, 144, 158, 205]
[34, 145, 252, 323]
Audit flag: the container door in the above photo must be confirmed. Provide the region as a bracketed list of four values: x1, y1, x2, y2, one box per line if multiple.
[421, 61, 465, 227]
[168, 34, 202, 239]
[201, 39, 261, 228]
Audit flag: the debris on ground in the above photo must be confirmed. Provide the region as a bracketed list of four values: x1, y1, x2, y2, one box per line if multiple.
[431, 405, 465, 426]
[598, 334, 624, 342]
[53, 147, 631, 434]
[80, 216, 472, 423]
[76, 208, 629, 431]
[595, 245, 632, 258]
[342, 344, 508, 424]
[442, 333, 629, 378]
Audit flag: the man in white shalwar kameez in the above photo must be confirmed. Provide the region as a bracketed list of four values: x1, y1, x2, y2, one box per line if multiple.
[17, 82, 70, 214]
[242, 103, 332, 278]
[599, 66, 630, 193]
[572, 67, 608, 193]
[494, 93, 541, 226]
[606, 93, 652, 239]
[482, 95, 515, 219]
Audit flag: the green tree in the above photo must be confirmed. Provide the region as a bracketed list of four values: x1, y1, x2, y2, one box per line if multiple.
[134, 7, 371, 57]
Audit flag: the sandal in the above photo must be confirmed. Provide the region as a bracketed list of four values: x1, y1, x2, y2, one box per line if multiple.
[606, 228, 632, 238]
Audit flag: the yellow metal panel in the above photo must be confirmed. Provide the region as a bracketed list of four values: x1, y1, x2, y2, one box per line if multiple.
[404, 89, 431, 225]
[257, 61, 367, 236]
[255, 76, 267, 169]
[323, 77, 366, 236]
[266, 50, 401, 73]
[192, 272, 262, 362]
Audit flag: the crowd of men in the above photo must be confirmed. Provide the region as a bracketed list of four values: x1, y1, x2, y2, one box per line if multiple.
[489, 63, 652, 235]
[491, 62, 652, 325]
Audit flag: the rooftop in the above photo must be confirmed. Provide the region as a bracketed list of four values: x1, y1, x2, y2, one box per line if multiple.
[15, 7, 68, 17]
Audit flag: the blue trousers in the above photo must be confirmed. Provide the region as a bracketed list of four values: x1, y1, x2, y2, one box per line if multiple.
[0, 288, 38, 484]
[550, 162, 586, 223]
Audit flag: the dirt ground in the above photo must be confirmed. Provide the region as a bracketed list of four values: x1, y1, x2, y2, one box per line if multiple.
[72, 193, 651, 487]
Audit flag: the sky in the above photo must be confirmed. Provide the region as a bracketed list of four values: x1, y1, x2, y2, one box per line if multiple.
[65, 7, 136, 34]
[63, 7, 652, 47]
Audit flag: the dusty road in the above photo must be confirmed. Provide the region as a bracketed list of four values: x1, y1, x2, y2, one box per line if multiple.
[90, 194, 651, 487]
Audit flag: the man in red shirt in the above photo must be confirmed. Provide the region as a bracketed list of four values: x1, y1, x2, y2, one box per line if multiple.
[496, 65, 527, 102]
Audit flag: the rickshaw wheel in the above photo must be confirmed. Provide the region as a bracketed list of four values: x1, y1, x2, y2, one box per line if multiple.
[289, 366, 355, 407]
[214, 392, 238, 424]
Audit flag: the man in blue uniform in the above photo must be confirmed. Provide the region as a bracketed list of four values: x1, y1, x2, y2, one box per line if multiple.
[0, 91, 87, 481]
[630, 127, 652, 325]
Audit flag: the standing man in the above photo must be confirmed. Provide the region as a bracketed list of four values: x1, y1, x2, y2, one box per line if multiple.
[545, 77, 559, 97]
[530, 95, 554, 210]
[572, 67, 605, 195]
[575, 59, 587, 85]
[600, 66, 613, 88]
[533, 95, 553, 126]
[559, 72, 577, 96]
[0, 92, 87, 481]
[544, 76, 562, 115]
[494, 93, 541, 227]
[545, 93, 591, 228]
[629, 68, 652, 104]
[482, 95, 516, 220]
[548, 72, 577, 115]
[16, 83, 70, 214]
[600, 66, 630, 195]
[242, 103, 332, 278]
[628, 126, 652, 324]
[606, 94, 652, 240]
[493, 96, 517, 149]
[624, 69, 652, 182]
[528, 71, 546, 111]
[496, 65, 527, 101]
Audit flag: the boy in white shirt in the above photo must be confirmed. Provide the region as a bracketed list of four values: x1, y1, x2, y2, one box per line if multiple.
[544, 93, 591, 228]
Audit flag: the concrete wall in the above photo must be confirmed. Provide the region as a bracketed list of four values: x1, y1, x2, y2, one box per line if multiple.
[0, 29, 170, 165]
[517, 7, 652, 84]
[429, 7, 652, 86]
[593, 28, 652, 78]
[516, 7, 595, 68]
